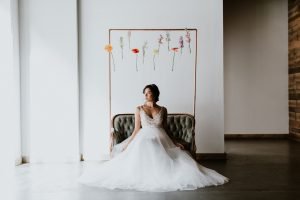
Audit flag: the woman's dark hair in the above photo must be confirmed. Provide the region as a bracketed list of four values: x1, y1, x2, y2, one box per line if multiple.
[143, 84, 160, 102]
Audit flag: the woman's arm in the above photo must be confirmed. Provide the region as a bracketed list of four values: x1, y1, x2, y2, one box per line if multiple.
[122, 106, 142, 151]
[162, 107, 184, 150]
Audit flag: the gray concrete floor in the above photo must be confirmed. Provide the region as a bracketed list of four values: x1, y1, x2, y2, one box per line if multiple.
[14, 139, 300, 200]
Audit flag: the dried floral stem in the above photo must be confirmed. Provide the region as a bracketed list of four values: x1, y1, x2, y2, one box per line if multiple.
[166, 32, 171, 51]
[153, 49, 159, 71]
[158, 44, 161, 56]
[120, 36, 124, 60]
[153, 55, 156, 71]
[142, 41, 147, 65]
[136, 54, 138, 72]
[179, 36, 184, 55]
[129, 40, 131, 50]
[157, 34, 163, 56]
[128, 31, 131, 50]
[185, 29, 192, 54]
[172, 51, 175, 72]
[111, 53, 116, 72]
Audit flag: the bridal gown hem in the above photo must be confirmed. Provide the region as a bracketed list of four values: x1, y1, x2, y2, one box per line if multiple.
[78, 106, 229, 192]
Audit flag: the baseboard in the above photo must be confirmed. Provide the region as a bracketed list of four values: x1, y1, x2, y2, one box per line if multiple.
[289, 133, 300, 142]
[225, 134, 288, 139]
[21, 156, 30, 164]
[195, 153, 227, 161]
[80, 154, 111, 162]
[19, 154, 226, 163]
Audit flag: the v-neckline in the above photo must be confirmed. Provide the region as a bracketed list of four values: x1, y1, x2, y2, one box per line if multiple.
[141, 106, 163, 119]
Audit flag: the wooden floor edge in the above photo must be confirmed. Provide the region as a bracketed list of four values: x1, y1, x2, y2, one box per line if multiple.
[289, 133, 300, 142]
[195, 153, 227, 161]
[225, 134, 289, 139]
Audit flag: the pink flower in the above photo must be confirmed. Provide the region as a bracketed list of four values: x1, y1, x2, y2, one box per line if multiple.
[179, 36, 184, 54]
[157, 34, 164, 55]
[166, 32, 171, 51]
[185, 29, 192, 54]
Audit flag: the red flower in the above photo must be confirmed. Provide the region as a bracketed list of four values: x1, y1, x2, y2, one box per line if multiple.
[132, 48, 139, 54]
[171, 47, 179, 52]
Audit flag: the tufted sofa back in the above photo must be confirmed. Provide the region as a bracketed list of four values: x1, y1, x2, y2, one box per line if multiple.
[111, 113, 196, 155]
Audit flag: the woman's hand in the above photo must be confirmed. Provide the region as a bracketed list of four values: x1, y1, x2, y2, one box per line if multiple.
[109, 143, 113, 153]
[175, 142, 184, 150]
[122, 144, 128, 152]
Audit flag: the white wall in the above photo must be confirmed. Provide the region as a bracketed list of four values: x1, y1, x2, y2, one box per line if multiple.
[80, 0, 225, 160]
[224, 0, 289, 135]
[0, 0, 19, 197]
[19, 0, 79, 162]
[10, 0, 21, 165]
[6, 0, 290, 163]
[0, 0, 21, 164]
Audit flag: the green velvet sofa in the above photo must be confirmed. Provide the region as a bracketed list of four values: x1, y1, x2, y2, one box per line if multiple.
[110, 113, 196, 157]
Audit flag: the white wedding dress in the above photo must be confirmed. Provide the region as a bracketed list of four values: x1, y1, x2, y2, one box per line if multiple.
[78, 107, 229, 192]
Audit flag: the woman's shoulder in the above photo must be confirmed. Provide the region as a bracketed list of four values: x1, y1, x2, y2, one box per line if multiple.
[136, 105, 146, 111]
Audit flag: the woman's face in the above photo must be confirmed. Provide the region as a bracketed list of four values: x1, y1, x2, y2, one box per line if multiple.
[144, 88, 154, 102]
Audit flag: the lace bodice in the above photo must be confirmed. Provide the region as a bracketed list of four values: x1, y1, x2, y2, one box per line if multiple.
[140, 106, 164, 128]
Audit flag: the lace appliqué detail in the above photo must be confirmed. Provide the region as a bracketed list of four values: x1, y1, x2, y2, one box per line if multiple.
[140, 107, 164, 128]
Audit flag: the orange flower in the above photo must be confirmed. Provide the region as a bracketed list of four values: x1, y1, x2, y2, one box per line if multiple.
[104, 44, 115, 71]
[105, 44, 113, 52]
[132, 48, 139, 54]
[171, 47, 179, 52]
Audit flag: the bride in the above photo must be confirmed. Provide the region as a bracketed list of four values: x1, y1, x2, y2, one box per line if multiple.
[78, 84, 229, 192]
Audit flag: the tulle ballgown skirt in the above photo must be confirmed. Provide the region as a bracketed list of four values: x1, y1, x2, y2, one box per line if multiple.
[78, 127, 229, 192]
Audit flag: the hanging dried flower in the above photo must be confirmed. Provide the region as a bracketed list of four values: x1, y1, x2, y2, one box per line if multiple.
[166, 32, 171, 51]
[142, 41, 148, 64]
[120, 36, 124, 60]
[105, 44, 116, 72]
[171, 47, 179, 72]
[153, 49, 159, 71]
[105, 44, 113, 52]
[179, 36, 184, 55]
[132, 48, 140, 71]
[158, 34, 164, 55]
[132, 48, 139, 53]
[185, 29, 191, 54]
[128, 31, 131, 50]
